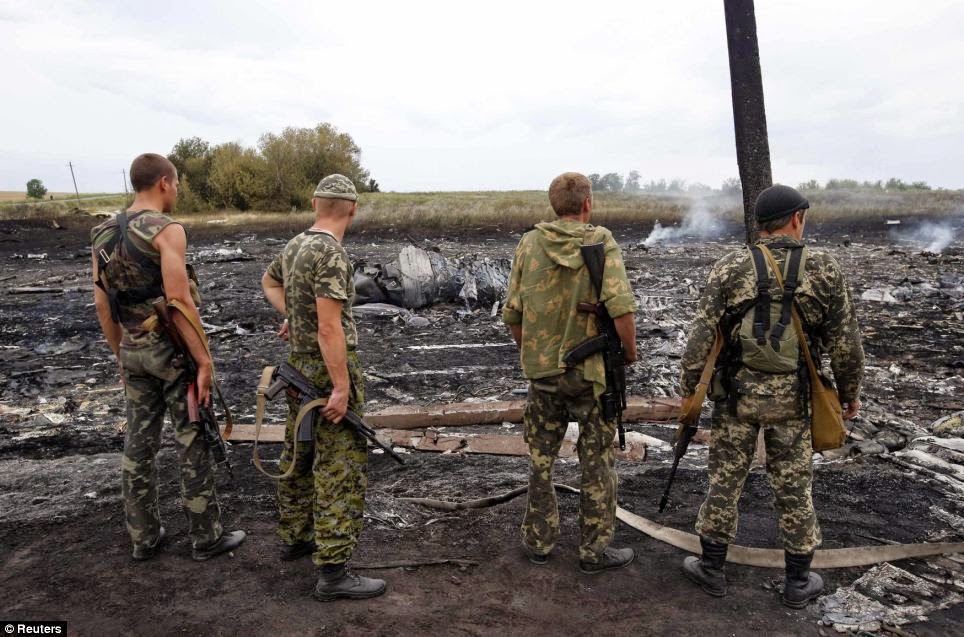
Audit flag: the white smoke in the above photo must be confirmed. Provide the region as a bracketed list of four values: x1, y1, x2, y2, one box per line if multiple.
[891, 221, 958, 254]
[644, 199, 722, 246]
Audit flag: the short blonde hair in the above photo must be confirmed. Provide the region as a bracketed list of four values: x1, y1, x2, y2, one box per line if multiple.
[548, 172, 592, 216]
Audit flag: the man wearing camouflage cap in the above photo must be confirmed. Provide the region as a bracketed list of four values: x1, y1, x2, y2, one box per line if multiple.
[678, 184, 864, 608]
[503, 172, 638, 574]
[261, 174, 385, 601]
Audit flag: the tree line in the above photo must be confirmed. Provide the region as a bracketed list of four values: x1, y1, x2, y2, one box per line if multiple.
[587, 172, 935, 195]
[167, 123, 376, 212]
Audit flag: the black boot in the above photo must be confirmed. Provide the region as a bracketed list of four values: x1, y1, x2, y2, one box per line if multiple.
[313, 564, 387, 602]
[578, 547, 636, 574]
[682, 537, 728, 597]
[783, 551, 824, 609]
[280, 540, 316, 562]
[192, 530, 246, 562]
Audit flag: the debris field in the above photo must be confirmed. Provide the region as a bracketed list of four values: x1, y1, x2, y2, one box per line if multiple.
[1, 213, 963, 635]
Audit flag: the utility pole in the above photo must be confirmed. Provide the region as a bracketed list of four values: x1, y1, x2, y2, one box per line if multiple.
[122, 169, 130, 197]
[724, 0, 772, 243]
[67, 161, 81, 206]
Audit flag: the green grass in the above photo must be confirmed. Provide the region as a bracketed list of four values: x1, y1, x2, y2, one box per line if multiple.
[1, 189, 961, 232]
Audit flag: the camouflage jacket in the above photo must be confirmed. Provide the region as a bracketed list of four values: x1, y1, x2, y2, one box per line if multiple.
[503, 220, 636, 397]
[91, 210, 178, 346]
[266, 230, 358, 356]
[679, 235, 864, 404]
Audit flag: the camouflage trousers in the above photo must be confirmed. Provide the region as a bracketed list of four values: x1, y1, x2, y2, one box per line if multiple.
[120, 335, 222, 550]
[696, 394, 822, 554]
[277, 351, 368, 567]
[522, 369, 618, 562]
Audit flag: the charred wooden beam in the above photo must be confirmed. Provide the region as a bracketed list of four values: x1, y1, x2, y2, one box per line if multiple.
[724, 0, 773, 243]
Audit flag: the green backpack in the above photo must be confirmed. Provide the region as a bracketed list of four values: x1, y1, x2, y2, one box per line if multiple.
[738, 245, 807, 373]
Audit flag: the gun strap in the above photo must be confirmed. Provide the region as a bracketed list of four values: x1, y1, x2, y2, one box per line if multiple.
[679, 326, 724, 426]
[252, 366, 327, 480]
[165, 298, 233, 439]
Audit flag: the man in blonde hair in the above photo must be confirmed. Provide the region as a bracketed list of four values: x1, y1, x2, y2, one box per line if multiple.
[503, 172, 638, 573]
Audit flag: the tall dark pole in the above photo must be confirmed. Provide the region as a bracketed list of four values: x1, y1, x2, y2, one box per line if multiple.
[68, 161, 81, 206]
[724, 0, 772, 244]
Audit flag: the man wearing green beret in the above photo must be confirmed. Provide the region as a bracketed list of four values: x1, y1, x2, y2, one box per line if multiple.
[261, 174, 385, 601]
[678, 184, 864, 608]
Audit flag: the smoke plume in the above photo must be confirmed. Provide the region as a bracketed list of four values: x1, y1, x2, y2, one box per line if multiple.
[643, 199, 722, 246]
[891, 221, 958, 254]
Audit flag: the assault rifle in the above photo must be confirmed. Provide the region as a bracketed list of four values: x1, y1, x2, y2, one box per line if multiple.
[152, 300, 233, 479]
[658, 422, 698, 512]
[562, 242, 628, 450]
[263, 362, 405, 465]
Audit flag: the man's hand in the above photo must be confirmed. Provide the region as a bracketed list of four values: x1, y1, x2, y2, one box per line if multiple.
[843, 399, 861, 421]
[117, 358, 126, 386]
[278, 319, 289, 341]
[322, 386, 349, 424]
[196, 362, 213, 406]
[624, 349, 638, 365]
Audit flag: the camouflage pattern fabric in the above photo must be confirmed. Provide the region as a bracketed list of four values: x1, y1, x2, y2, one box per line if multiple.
[91, 210, 178, 347]
[276, 351, 368, 566]
[120, 334, 223, 550]
[503, 220, 635, 398]
[679, 235, 864, 403]
[695, 394, 821, 554]
[313, 173, 358, 201]
[265, 232, 358, 354]
[521, 368, 617, 562]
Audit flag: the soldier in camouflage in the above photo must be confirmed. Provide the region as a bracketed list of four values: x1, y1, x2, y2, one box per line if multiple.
[91, 153, 245, 562]
[261, 174, 385, 602]
[678, 184, 864, 607]
[503, 172, 639, 574]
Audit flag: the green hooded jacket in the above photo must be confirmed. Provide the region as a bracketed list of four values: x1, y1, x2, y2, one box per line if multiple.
[503, 220, 636, 397]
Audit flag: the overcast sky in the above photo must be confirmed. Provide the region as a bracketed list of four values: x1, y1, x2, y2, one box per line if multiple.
[2, 0, 963, 193]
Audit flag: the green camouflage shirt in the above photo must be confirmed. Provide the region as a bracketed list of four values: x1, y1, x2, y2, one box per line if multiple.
[503, 220, 636, 397]
[91, 210, 178, 346]
[266, 230, 358, 355]
[679, 235, 865, 404]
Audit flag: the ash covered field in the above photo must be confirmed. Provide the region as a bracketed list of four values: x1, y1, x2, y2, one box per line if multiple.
[1, 213, 964, 635]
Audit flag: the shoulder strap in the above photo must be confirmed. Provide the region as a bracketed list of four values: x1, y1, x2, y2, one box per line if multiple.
[767, 246, 804, 351]
[758, 246, 819, 380]
[119, 211, 162, 272]
[748, 246, 771, 345]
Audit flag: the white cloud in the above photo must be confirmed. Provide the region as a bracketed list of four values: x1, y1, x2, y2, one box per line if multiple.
[1, 0, 962, 192]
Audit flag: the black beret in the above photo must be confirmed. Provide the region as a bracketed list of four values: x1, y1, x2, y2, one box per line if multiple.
[754, 184, 810, 222]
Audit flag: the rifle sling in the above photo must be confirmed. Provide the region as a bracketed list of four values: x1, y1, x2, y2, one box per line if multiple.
[253, 365, 326, 480]
[165, 299, 233, 440]
[679, 327, 724, 426]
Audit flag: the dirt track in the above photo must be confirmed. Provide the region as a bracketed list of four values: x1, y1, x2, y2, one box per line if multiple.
[1, 214, 963, 635]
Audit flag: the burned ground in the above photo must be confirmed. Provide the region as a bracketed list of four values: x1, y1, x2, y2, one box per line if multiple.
[1, 214, 963, 635]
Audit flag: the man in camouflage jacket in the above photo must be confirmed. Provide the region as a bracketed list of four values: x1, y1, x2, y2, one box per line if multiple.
[678, 184, 864, 608]
[503, 172, 639, 574]
[261, 174, 385, 602]
[92, 153, 245, 562]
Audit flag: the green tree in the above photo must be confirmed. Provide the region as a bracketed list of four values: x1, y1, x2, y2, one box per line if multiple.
[587, 173, 602, 190]
[797, 179, 820, 191]
[26, 178, 47, 199]
[367, 178, 380, 193]
[721, 177, 741, 195]
[207, 143, 268, 210]
[169, 137, 214, 202]
[600, 172, 624, 192]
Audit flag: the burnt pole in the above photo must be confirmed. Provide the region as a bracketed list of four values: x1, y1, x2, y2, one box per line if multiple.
[724, 0, 772, 243]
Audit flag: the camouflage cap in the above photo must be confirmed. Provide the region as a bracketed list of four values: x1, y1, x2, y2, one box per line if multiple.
[313, 174, 358, 201]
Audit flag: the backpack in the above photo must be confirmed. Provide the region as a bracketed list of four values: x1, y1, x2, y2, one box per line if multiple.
[737, 245, 807, 373]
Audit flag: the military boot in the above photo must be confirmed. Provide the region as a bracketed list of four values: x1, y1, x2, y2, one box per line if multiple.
[192, 530, 246, 562]
[313, 564, 387, 602]
[132, 527, 167, 561]
[578, 547, 636, 574]
[280, 540, 316, 562]
[682, 537, 728, 597]
[783, 551, 824, 609]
